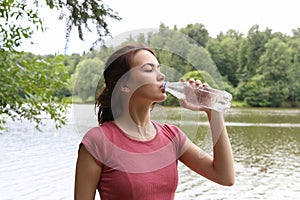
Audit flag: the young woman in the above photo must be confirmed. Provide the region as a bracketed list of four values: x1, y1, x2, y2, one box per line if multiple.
[74, 43, 235, 200]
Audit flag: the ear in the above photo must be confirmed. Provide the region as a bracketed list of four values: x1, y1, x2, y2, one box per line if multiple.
[121, 86, 131, 93]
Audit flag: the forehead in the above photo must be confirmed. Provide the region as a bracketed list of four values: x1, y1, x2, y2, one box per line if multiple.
[131, 50, 158, 67]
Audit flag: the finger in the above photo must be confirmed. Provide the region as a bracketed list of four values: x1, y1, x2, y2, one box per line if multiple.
[189, 78, 195, 85]
[195, 80, 202, 87]
[180, 77, 186, 82]
[202, 82, 209, 88]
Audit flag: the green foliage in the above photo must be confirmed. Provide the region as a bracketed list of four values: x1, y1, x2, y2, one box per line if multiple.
[0, 0, 120, 130]
[0, 53, 69, 130]
[97, 45, 114, 62]
[107, 24, 300, 108]
[239, 48, 290, 108]
[2, 0, 300, 133]
[237, 75, 267, 107]
[63, 53, 82, 75]
[180, 23, 209, 47]
[161, 93, 180, 107]
[242, 78, 289, 107]
[255, 37, 290, 107]
[0, 0, 44, 52]
[45, 0, 121, 50]
[183, 70, 218, 88]
[287, 38, 300, 106]
[206, 32, 241, 86]
[160, 63, 182, 82]
[237, 25, 273, 82]
[71, 58, 104, 102]
[187, 44, 222, 86]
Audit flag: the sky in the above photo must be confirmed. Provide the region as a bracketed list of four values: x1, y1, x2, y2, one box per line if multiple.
[21, 0, 300, 55]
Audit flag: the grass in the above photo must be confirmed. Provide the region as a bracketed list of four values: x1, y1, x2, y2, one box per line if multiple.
[231, 100, 248, 108]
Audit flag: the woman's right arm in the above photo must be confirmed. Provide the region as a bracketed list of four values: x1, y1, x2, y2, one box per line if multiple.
[75, 144, 102, 200]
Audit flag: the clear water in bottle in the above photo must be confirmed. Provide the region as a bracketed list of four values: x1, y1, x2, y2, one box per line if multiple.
[163, 82, 232, 113]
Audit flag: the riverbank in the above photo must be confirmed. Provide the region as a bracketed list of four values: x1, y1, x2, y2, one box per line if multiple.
[67, 95, 299, 109]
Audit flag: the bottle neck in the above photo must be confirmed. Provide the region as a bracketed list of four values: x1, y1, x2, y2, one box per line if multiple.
[163, 82, 168, 90]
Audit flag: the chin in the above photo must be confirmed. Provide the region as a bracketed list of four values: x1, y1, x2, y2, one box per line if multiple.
[154, 94, 167, 103]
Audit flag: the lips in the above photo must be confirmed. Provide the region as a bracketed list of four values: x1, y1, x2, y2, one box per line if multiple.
[160, 84, 165, 93]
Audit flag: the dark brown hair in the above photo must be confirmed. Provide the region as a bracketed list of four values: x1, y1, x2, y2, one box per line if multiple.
[95, 43, 157, 125]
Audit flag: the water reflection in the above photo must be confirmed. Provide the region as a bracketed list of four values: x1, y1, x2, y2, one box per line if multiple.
[0, 105, 299, 199]
[172, 107, 300, 199]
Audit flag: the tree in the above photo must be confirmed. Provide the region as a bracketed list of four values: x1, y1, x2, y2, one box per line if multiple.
[241, 38, 291, 107]
[72, 58, 104, 102]
[150, 25, 191, 75]
[180, 23, 209, 47]
[44, 0, 121, 50]
[0, 0, 120, 130]
[187, 45, 223, 87]
[237, 25, 273, 82]
[287, 35, 300, 106]
[237, 75, 269, 107]
[292, 28, 300, 37]
[206, 30, 243, 87]
[0, 53, 69, 130]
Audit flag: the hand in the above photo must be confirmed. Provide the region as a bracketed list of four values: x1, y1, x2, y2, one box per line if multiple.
[179, 78, 212, 114]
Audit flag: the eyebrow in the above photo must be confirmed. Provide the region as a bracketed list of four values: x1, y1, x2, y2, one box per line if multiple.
[140, 63, 160, 68]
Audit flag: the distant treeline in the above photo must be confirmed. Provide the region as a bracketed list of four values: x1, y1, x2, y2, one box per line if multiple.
[38, 23, 300, 107]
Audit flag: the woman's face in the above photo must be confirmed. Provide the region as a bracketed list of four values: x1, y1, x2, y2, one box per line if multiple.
[124, 49, 166, 103]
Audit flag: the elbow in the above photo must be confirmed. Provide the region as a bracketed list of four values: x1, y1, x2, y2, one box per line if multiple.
[217, 166, 235, 186]
[219, 176, 235, 186]
[222, 179, 235, 186]
[214, 172, 235, 186]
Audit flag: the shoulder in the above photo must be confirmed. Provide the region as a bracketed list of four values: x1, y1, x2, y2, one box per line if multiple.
[81, 121, 125, 149]
[80, 122, 118, 166]
[81, 126, 103, 150]
[153, 121, 187, 142]
[156, 121, 183, 136]
[83, 122, 116, 138]
[153, 121, 191, 157]
[153, 121, 179, 131]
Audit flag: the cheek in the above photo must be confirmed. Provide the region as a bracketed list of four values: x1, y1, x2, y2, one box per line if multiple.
[127, 77, 153, 90]
[134, 83, 152, 93]
[130, 84, 156, 98]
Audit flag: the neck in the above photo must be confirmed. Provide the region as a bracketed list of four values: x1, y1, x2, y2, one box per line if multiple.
[115, 102, 156, 140]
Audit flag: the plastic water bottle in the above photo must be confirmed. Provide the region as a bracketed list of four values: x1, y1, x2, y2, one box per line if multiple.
[163, 82, 232, 113]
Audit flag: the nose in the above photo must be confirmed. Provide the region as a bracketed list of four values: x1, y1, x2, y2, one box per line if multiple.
[158, 71, 165, 81]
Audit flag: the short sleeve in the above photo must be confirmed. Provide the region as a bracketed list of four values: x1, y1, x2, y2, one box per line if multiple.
[177, 127, 192, 157]
[161, 123, 192, 158]
[80, 127, 104, 167]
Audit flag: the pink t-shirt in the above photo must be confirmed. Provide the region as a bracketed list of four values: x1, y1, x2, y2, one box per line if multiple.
[81, 121, 190, 200]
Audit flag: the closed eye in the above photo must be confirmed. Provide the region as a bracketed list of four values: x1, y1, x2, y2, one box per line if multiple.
[141, 63, 160, 72]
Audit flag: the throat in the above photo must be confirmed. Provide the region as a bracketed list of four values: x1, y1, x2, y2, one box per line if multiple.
[116, 121, 157, 141]
[135, 124, 157, 140]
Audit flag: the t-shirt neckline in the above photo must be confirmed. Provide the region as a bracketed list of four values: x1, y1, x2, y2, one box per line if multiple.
[108, 121, 162, 143]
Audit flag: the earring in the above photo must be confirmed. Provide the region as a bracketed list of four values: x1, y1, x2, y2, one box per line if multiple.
[121, 86, 131, 93]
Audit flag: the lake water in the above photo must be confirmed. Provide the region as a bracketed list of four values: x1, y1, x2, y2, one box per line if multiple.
[1, 104, 299, 200]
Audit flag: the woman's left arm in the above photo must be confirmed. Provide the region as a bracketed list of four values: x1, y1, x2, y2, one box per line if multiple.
[179, 110, 235, 186]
